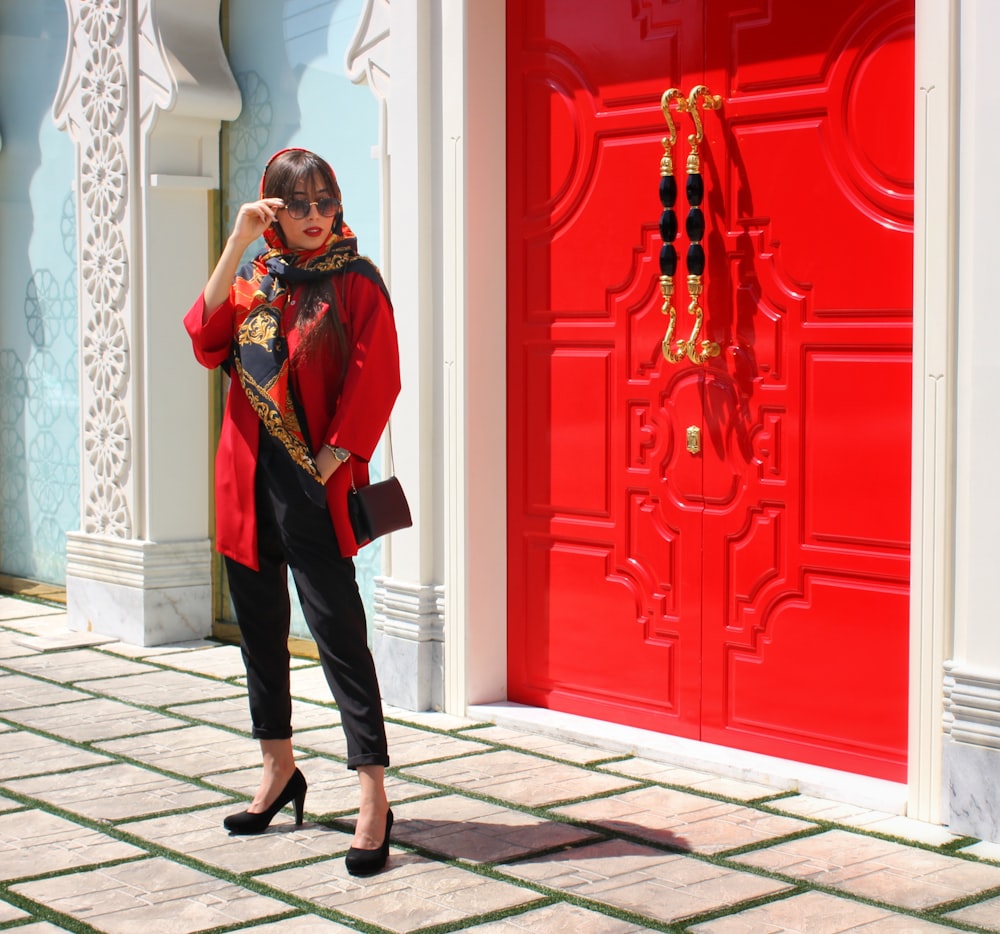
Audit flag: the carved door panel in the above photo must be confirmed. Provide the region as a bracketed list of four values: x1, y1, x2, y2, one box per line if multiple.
[506, 0, 913, 780]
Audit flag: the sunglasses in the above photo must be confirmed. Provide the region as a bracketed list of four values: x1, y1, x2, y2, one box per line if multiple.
[279, 197, 341, 220]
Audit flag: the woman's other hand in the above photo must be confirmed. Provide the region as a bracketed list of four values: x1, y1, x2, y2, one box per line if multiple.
[316, 445, 346, 484]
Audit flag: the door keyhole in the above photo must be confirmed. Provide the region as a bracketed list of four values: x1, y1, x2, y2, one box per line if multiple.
[686, 425, 701, 455]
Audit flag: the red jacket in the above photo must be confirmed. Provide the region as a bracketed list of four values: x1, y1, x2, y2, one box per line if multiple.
[184, 265, 400, 568]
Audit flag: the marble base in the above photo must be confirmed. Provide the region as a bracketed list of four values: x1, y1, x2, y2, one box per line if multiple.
[943, 660, 1000, 843]
[371, 576, 445, 711]
[373, 628, 443, 711]
[65, 534, 213, 646]
[67, 575, 211, 646]
[944, 738, 1000, 843]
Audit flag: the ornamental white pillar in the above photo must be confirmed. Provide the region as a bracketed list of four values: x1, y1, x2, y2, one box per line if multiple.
[439, 0, 509, 711]
[54, 0, 240, 644]
[348, 0, 509, 713]
[348, 0, 447, 710]
[943, 0, 1000, 843]
[907, 0, 959, 825]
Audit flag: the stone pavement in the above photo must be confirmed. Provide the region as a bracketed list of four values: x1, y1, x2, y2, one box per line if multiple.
[3, 595, 1000, 933]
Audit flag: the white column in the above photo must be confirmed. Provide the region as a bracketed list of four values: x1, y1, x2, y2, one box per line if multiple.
[348, 0, 446, 709]
[907, 0, 959, 825]
[54, 0, 240, 645]
[441, 0, 508, 710]
[350, 0, 508, 712]
[943, 0, 1000, 842]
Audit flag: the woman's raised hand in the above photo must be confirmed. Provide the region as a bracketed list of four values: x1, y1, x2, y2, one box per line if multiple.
[202, 197, 285, 317]
[230, 198, 285, 249]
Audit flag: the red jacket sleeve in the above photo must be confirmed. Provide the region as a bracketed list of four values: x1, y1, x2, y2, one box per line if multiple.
[183, 294, 237, 370]
[182, 291, 263, 568]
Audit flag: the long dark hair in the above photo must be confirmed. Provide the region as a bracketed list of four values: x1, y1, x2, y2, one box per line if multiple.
[263, 150, 348, 369]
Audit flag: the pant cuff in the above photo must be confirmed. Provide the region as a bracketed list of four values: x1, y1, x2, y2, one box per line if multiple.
[251, 727, 293, 740]
[346, 753, 391, 770]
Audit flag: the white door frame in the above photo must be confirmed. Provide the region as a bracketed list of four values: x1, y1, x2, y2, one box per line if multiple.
[440, 0, 954, 821]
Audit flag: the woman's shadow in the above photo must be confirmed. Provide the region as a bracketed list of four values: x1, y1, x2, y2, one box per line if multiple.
[318, 813, 693, 866]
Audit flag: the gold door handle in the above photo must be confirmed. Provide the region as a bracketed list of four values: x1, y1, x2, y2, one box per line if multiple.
[681, 86, 721, 365]
[659, 88, 686, 364]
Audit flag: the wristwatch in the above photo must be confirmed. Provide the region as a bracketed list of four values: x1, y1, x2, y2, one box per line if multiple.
[325, 444, 351, 463]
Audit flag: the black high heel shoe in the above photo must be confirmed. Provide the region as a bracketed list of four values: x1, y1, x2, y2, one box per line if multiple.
[345, 808, 393, 876]
[223, 768, 307, 835]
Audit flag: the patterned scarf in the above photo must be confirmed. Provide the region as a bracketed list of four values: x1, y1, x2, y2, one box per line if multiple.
[230, 225, 359, 505]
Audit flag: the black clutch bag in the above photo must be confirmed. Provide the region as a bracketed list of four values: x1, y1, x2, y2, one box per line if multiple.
[348, 424, 412, 545]
[348, 476, 412, 545]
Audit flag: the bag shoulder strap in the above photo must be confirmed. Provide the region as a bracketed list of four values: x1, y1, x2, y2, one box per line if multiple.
[348, 420, 394, 492]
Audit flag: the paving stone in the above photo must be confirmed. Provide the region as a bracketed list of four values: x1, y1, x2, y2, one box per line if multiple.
[390, 793, 599, 863]
[600, 756, 789, 800]
[2, 616, 98, 642]
[96, 724, 265, 777]
[0, 630, 41, 659]
[0, 793, 23, 812]
[124, 805, 353, 874]
[945, 894, 1000, 930]
[168, 695, 340, 732]
[80, 669, 245, 706]
[772, 794, 960, 847]
[0, 598, 64, 622]
[0, 899, 29, 923]
[147, 644, 252, 679]
[16, 630, 118, 651]
[101, 639, 219, 658]
[233, 664, 330, 698]
[463, 901, 661, 932]
[285, 664, 335, 702]
[687, 889, 962, 932]
[259, 851, 544, 933]
[0, 809, 144, 880]
[0, 730, 110, 779]
[2, 648, 159, 684]
[554, 784, 814, 854]
[281, 663, 405, 701]
[733, 828, 1000, 911]
[402, 749, 640, 807]
[384, 706, 482, 730]
[230, 918, 359, 933]
[11, 856, 291, 933]
[835, 918, 966, 932]
[295, 720, 492, 766]
[4, 923, 73, 933]
[960, 839, 1000, 862]
[499, 837, 791, 924]
[4, 763, 229, 821]
[462, 726, 622, 765]
[0, 672, 91, 711]
[1, 697, 187, 742]
[206, 761, 432, 818]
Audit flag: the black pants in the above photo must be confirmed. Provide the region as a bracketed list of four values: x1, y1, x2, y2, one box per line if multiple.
[225, 429, 389, 769]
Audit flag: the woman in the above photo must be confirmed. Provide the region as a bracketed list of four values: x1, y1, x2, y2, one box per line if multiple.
[184, 148, 399, 876]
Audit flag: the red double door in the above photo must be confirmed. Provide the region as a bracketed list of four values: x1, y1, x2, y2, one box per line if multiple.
[506, 0, 914, 781]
